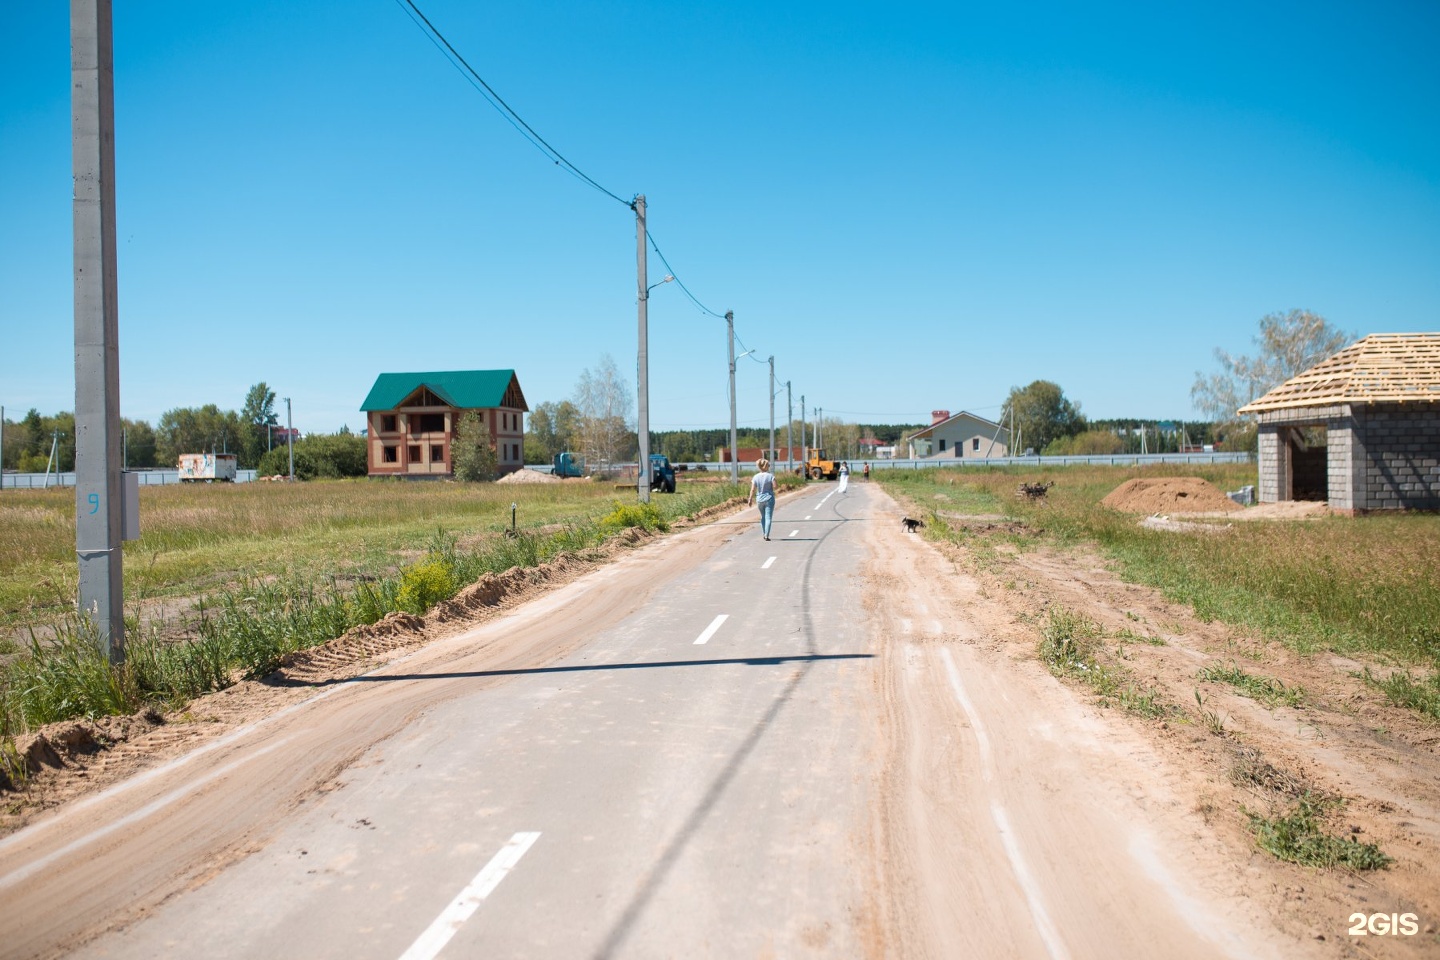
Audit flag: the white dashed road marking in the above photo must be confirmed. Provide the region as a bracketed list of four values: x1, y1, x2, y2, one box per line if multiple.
[693, 614, 729, 645]
[788, 530, 799, 538]
[399, 831, 541, 960]
[762, 557, 776, 569]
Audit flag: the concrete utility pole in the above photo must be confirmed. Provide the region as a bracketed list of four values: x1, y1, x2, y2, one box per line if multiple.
[1, 405, 5, 491]
[817, 407, 823, 449]
[285, 397, 294, 480]
[767, 356, 775, 465]
[635, 195, 651, 503]
[72, 0, 125, 662]
[726, 310, 738, 484]
[800, 395, 807, 477]
[785, 382, 793, 474]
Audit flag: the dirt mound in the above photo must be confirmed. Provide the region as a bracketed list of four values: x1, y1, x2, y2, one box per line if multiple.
[496, 469, 560, 484]
[4, 709, 164, 791]
[1101, 477, 1240, 514]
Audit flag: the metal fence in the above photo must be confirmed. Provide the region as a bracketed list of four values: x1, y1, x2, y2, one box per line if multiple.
[523, 451, 1253, 478]
[4, 452, 1252, 489]
[0, 469, 259, 489]
[857, 452, 1254, 470]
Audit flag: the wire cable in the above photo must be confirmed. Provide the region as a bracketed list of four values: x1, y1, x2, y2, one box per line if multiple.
[644, 229, 727, 319]
[394, 0, 631, 208]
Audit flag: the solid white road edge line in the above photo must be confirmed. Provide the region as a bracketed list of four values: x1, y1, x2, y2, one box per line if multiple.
[693, 614, 729, 645]
[398, 831, 541, 960]
[938, 647, 1072, 960]
[0, 738, 291, 892]
[762, 557, 776, 569]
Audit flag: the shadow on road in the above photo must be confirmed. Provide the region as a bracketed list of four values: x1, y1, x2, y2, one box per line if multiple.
[264, 653, 873, 688]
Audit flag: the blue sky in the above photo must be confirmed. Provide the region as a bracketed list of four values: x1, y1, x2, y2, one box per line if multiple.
[2, 1, 1437, 434]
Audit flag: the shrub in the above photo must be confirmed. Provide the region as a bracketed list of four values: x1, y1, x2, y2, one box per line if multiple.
[257, 447, 318, 480]
[396, 557, 459, 614]
[1043, 430, 1125, 456]
[599, 501, 668, 534]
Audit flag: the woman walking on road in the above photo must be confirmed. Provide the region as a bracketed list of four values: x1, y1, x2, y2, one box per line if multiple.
[747, 457, 777, 541]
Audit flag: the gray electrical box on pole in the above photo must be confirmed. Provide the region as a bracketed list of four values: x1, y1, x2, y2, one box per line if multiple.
[72, 0, 125, 663]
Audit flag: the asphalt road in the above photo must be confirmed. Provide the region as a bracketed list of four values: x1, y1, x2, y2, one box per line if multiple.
[3, 482, 882, 960]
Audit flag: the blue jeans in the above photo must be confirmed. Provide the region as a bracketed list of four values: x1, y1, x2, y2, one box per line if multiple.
[758, 499, 774, 538]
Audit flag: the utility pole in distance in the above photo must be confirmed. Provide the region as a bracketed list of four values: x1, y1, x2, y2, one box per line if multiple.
[768, 356, 775, 464]
[285, 397, 294, 480]
[800, 395, 807, 478]
[785, 382, 793, 474]
[634, 195, 651, 504]
[72, 0, 125, 663]
[726, 310, 738, 484]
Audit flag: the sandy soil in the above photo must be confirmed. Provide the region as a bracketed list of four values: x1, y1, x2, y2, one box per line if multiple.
[871, 483, 1439, 957]
[1103, 476, 1242, 513]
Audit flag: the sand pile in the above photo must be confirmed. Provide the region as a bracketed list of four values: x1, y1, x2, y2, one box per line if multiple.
[1101, 477, 1241, 514]
[496, 468, 560, 484]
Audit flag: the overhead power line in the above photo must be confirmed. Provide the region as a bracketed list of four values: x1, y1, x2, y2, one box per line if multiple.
[644, 230, 726, 319]
[394, 1, 785, 393]
[394, 0, 631, 207]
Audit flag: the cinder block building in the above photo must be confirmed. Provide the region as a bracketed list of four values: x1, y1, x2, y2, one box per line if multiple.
[361, 369, 528, 478]
[1238, 333, 1440, 513]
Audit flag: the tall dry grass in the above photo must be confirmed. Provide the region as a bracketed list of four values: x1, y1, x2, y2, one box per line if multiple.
[0, 479, 633, 629]
[880, 464, 1440, 672]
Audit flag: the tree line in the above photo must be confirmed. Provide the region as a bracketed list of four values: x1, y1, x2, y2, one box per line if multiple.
[0, 382, 366, 478]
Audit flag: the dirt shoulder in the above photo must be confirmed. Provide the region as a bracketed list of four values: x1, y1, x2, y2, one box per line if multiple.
[876, 482, 1439, 957]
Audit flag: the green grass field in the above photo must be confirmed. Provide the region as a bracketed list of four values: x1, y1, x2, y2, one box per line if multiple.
[0, 477, 749, 746]
[0, 478, 734, 632]
[877, 465, 1440, 717]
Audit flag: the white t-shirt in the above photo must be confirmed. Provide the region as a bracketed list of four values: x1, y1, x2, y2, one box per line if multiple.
[751, 471, 776, 504]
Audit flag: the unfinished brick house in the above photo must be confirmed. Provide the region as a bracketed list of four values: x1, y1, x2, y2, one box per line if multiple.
[1238, 333, 1440, 513]
[360, 369, 528, 478]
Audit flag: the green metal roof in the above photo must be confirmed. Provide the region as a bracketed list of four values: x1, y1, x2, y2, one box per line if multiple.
[360, 370, 527, 412]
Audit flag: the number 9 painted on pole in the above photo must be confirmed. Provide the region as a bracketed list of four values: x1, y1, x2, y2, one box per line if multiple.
[88, 492, 100, 515]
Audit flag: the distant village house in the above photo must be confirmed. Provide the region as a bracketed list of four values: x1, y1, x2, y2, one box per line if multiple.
[905, 410, 1009, 459]
[360, 369, 528, 478]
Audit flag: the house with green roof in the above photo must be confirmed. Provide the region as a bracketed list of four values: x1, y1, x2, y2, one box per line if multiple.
[360, 369, 529, 478]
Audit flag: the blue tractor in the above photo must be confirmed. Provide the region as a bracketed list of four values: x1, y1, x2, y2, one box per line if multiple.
[650, 454, 677, 493]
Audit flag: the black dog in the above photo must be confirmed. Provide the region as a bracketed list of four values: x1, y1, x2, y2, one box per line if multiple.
[901, 517, 925, 533]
